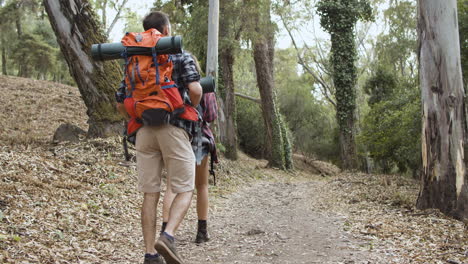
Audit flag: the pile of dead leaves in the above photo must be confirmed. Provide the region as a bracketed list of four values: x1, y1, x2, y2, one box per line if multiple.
[308, 172, 468, 264]
[1, 76, 467, 263]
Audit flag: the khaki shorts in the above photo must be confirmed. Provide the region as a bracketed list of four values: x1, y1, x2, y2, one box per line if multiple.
[135, 124, 195, 193]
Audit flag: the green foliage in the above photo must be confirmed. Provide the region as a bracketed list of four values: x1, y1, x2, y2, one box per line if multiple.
[121, 9, 143, 33]
[0, 0, 73, 83]
[374, 0, 416, 78]
[316, 0, 373, 131]
[359, 74, 420, 174]
[11, 33, 57, 77]
[316, 0, 373, 34]
[275, 48, 339, 162]
[364, 66, 397, 105]
[278, 80, 339, 161]
[316, 0, 373, 169]
[356, 1, 420, 174]
[236, 98, 266, 158]
[151, 0, 209, 68]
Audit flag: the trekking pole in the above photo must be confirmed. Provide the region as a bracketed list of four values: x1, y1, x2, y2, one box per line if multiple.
[209, 154, 216, 186]
[122, 122, 131, 161]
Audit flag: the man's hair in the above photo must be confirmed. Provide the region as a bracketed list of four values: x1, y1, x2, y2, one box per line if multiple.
[143, 11, 170, 32]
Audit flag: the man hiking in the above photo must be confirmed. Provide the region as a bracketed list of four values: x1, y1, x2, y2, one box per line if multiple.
[116, 11, 203, 264]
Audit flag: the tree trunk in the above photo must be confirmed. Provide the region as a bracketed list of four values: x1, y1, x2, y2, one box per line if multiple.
[106, 0, 128, 37]
[280, 114, 293, 170]
[218, 0, 238, 160]
[101, 0, 107, 30]
[253, 39, 285, 169]
[417, 0, 468, 220]
[1, 45, 6, 75]
[206, 0, 219, 78]
[43, 0, 123, 137]
[15, 15, 22, 37]
[331, 31, 359, 170]
[249, 0, 289, 169]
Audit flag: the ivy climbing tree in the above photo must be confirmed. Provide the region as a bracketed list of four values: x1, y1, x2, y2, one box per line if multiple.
[316, 0, 372, 170]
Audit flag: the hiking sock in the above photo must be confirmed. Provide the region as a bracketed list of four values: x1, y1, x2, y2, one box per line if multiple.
[198, 220, 207, 233]
[145, 253, 160, 259]
[160, 222, 167, 234]
[163, 232, 175, 243]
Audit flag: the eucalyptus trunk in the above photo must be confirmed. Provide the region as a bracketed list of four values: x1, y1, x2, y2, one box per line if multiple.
[417, 0, 468, 220]
[206, 0, 219, 78]
[43, 0, 123, 137]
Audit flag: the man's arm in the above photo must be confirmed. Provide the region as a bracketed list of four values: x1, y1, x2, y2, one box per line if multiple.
[187, 81, 202, 107]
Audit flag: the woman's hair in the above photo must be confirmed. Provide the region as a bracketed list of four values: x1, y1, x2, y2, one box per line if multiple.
[189, 53, 203, 75]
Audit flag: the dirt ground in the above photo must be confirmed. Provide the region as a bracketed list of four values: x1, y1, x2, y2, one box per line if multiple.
[178, 179, 387, 264]
[1, 76, 467, 264]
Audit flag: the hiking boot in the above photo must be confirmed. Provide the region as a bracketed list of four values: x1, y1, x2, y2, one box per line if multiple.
[143, 254, 165, 264]
[155, 234, 184, 264]
[195, 230, 210, 244]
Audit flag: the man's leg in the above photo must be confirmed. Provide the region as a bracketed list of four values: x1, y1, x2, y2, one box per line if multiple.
[162, 178, 176, 231]
[141, 192, 160, 254]
[155, 125, 195, 264]
[164, 190, 193, 236]
[135, 126, 164, 261]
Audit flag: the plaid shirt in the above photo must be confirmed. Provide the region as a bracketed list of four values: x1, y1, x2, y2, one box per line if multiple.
[169, 52, 201, 136]
[172, 53, 218, 163]
[171, 52, 200, 103]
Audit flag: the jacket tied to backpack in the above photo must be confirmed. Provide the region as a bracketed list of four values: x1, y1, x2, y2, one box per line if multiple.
[120, 28, 199, 139]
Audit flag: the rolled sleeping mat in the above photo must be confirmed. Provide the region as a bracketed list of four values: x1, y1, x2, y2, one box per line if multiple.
[200, 76, 216, 94]
[91, 36, 183, 61]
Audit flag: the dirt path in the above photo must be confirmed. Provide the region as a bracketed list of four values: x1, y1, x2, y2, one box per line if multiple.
[175, 179, 386, 264]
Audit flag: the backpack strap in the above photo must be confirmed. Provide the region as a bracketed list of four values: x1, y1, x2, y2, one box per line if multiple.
[151, 47, 160, 85]
[122, 47, 136, 94]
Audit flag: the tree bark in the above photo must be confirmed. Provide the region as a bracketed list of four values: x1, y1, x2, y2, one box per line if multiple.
[101, 0, 107, 29]
[417, 0, 468, 220]
[1, 44, 6, 75]
[253, 39, 285, 169]
[15, 14, 22, 37]
[331, 31, 358, 170]
[249, 0, 291, 169]
[43, 0, 123, 137]
[206, 0, 219, 78]
[218, 0, 238, 160]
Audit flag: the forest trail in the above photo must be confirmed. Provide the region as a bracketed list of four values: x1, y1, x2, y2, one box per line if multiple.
[1, 76, 466, 264]
[177, 179, 383, 264]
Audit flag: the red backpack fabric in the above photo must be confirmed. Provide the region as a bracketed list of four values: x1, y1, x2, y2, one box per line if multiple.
[121, 29, 199, 137]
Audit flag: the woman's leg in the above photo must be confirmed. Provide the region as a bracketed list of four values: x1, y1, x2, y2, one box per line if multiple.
[195, 156, 210, 243]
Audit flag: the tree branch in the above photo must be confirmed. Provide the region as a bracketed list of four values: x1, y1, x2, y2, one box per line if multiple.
[279, 12, 336, 108]
[106, 0, 128, 37]
[234, 92, 261, 104]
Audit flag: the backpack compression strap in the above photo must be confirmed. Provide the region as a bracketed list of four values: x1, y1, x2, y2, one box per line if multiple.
[151, 47, 160, 85]
[122, 47, 136, 94]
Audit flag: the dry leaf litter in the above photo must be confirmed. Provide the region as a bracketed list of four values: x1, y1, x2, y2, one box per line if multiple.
[0, 76, 466, 264]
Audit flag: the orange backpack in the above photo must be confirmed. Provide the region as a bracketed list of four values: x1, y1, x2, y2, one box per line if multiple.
[121, 29, 199, 138]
